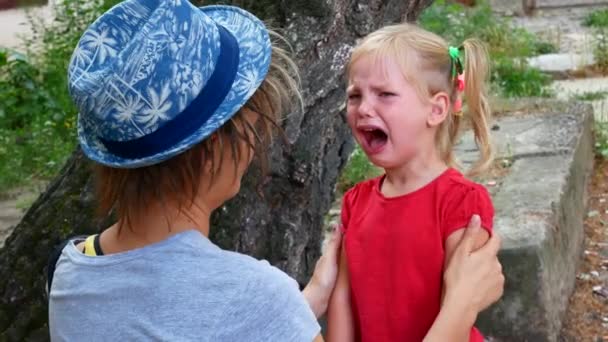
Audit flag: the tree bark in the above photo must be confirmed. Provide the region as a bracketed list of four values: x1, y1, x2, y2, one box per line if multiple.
[0, 0, 432, 340]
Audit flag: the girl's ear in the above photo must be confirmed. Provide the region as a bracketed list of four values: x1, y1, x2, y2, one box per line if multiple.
[427, 91, 450, 127]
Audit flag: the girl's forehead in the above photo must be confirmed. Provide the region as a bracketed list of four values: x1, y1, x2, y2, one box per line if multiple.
[352, 53, 396, 71]
[348, 54, 408, 85]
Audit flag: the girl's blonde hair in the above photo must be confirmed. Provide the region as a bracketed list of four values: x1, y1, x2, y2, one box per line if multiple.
[347, 23, 493, 176]
[95, 29, 300, 231]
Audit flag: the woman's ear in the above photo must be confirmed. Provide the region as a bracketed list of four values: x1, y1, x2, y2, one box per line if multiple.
[427, 91, 450, 127]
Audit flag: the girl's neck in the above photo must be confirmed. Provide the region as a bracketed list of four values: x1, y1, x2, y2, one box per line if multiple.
[381, 152, 448, 198]
[100, 200, 213, 254]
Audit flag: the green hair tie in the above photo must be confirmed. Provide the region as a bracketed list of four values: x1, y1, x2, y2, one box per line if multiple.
[448, 46, 463, 78]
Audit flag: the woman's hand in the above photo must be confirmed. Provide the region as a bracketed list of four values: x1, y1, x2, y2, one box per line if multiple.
[443, 215, 505, 315]
[424, 215, 504, 342]
[303, 228, 342, 318]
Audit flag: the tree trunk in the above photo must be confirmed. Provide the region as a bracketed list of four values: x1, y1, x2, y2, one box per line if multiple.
[0, 0, 432, 340]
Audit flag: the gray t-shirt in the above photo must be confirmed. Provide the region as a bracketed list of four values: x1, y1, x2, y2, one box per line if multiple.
[49, 230, 320, 341]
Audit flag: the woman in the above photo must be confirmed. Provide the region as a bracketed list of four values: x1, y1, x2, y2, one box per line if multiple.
[48, 0, 504, 340]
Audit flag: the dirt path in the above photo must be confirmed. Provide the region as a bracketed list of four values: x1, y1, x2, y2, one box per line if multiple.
[0, 186, 44, 248]
[512, 6, 597, 54]
[0, 4, 51, 49]
[560, 158, 608, 341]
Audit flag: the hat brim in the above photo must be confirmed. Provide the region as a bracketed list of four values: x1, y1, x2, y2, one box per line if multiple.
[78, 5, 272, 168]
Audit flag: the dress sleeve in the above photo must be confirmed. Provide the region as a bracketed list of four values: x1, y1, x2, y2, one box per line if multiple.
[442, 183, 494, 241]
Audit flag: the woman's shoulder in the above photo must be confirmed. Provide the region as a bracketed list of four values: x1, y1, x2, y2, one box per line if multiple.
[213, 253, 319, 340]
[157, 233, 299, 294]
[218, 250, 300, 291]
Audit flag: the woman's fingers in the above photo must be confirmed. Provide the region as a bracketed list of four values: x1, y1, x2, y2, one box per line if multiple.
[443, 215, 505, 314]
[324, 227, 342, 260]
[478, 232, 501, 257]
[313, 226, 343, 292]
[453, 214, 482, 258]
[473, 239, 505, 311]
[483, 268, 505, 311]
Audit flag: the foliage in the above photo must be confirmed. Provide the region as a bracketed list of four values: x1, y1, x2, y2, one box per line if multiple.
[418, 0, 555, 98]
[583, 9, 608, 28]
[0, 0, 121, 191]
[492, 58, 554, 98]
[337, 145, 382, 194]
[572, 90, 608, 101]
[579, 9, 608, 72]
[592, 27, 608, 72]
[595, 122, 608, 159]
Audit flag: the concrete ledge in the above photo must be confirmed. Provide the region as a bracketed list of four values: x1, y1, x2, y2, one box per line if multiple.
[552, 77, 608, 122]
[527, 53, 595, 77]
[456, 102, 595, 341]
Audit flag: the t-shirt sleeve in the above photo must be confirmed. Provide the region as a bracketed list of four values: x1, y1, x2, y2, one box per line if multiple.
[442, 183, 494, 241]
[340, 185, 358, 234]
[213, 264, 320, 342]
[340, 197, 351, 234]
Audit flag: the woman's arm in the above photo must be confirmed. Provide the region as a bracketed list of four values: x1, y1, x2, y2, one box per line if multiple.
[326, 242, 355, 341]
[302, 229, 342, 318]
[437, 224, 490, 340]
[424, 215, 504, 342]
[423, 299, 477, 342]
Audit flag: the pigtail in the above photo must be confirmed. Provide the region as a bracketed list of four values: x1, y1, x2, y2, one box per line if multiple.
[462, 38, 493, 177]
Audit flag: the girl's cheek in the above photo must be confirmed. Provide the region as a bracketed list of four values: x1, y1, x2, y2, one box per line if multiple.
[345, 110, 356, 128]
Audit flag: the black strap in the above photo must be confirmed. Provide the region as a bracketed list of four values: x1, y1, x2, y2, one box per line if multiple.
[93, 234, 104, 256]
[82, 234, 104, 256]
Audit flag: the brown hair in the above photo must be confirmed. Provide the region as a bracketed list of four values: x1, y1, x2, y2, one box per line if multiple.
[94, 30, 300, 230]
[347, 23, 493, 176]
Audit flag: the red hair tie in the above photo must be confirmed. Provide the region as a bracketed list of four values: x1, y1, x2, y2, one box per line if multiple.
[456, 73, 465, 92]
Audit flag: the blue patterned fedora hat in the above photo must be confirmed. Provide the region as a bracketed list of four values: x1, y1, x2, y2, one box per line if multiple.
[68, 0, 271, 168]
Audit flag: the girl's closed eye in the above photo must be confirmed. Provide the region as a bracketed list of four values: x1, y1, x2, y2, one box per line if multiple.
[347, 92, 361, 100]
[378, 91, 396, 97]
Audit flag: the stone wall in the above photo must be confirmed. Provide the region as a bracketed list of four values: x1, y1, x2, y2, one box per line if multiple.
[456, 101, 595, 341]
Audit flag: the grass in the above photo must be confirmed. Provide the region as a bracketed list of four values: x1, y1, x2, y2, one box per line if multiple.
[336, 145, 382, 194]
[583, 9, 608, 28]
[492, 59, 554, 98]
[0, 0, 121, 192]
[593, 28, 608, 72]
[572, 90, 608, 101]
[595, 121, 608, 158]
[581, 10, 608, 72]
[0, 48, 76, 190]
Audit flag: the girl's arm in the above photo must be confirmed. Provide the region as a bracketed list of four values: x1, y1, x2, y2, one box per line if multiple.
[326, 242, 355, 341]
[424, 215, 503, 342]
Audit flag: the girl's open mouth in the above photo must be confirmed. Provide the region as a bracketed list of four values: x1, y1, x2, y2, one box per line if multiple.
[358, 126, 388, 154]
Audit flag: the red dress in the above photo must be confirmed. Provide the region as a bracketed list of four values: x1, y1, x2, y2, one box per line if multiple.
[341, 168, 493, 342]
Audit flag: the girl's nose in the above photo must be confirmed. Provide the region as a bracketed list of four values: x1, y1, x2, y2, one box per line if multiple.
[357, 98, 374, 118]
